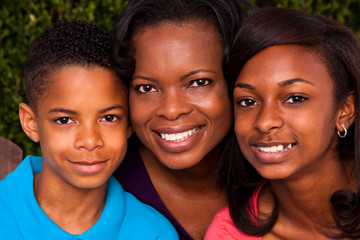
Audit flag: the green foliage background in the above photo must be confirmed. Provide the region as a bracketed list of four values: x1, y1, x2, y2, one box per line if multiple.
[1, 0, 359, 157]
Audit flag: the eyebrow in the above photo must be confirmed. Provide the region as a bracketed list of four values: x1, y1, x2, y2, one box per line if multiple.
[99, 105, 124, 114]
[133, 69, 216, 82]
[132, 75, 157, 82]
[234, 78, 314, 90]
[180, 69, 215, 81]
[49, 108, 77, 115]
[279, 78, 314, 87]
[48, 105, 124, 115]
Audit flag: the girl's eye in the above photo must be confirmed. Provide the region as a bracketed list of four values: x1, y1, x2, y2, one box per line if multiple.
[238, 98, 258, 107]
[55, 117, 74, 125]
[188, 79, 212, 87]
[286, 95, 308, 104]
[136, 85, 157, 93]
[101, 115, 119, 122]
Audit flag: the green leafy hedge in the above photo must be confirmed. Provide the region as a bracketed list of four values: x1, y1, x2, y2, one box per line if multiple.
[0, 0, 128, 156]
[1, 0, 359, 157]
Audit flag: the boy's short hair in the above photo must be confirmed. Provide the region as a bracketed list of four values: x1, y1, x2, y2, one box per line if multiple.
[24, 20, 121, 112]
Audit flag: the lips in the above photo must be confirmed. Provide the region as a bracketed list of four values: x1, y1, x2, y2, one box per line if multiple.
[153, 125, 205, 153]
[69, 159, 108, 174]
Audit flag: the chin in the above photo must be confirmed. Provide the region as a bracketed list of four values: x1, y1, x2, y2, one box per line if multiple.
[158, 155, 202, 170]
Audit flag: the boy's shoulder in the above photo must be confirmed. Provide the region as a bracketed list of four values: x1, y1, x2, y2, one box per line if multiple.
[0, 155, 40, 239]
[107, 177, 179, 239]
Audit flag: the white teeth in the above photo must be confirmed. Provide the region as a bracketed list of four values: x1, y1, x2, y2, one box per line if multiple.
[160, 127, 200, 142]
[258, 144, 293, 153]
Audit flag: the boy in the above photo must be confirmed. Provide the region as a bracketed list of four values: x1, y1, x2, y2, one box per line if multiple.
[0, 21, 178, 239]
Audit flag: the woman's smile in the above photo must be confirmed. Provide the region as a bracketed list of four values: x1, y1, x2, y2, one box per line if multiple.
[153, 126, 206, 153]
[130, 20, 232, 169]
[158, 126, 201, 143]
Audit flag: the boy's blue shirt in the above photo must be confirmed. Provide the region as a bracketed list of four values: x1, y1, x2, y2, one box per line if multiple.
[0, 155, 179, 240]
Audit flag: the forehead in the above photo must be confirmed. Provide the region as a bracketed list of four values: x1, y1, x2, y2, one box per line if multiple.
[131, 21, 223, 73]
[36, 66, 127, 110]
[133, 18, 222, 44]
[236, 45, 332, 87]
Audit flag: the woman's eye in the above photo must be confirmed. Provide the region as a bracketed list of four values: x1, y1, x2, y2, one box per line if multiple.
[286, 95, 308, 104]
[238, 98, 258, 107]
[136, 85, 157, 93]
[101, 115, 119, 122]
[55, 117, 74, 125]
[189, 79, 212, 87]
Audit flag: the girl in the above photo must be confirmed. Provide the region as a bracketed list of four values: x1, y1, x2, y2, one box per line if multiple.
[206, 7, 360, 239]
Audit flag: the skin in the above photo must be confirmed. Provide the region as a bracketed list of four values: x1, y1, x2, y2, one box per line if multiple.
[233, 45, 355, 239]
[130, 20, 232, 239]
[19, 66, 131, 234]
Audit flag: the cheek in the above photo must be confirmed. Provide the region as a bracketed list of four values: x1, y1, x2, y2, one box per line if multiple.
[38, 124, 72, 154]
[234, 107, 253, 132]
[198, 88, 232, 125]
[104, 125, 129, 146]
[234, 118, 248, 144]
[129, 100, 153, 140]
[209, 100, 232, 125]
[129, 95, 148, 126]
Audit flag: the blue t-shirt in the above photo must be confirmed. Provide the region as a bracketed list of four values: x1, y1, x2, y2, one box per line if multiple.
[0, 155, 179, 240]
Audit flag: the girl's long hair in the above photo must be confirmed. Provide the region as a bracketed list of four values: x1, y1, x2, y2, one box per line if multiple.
[217, 7, 360, 238]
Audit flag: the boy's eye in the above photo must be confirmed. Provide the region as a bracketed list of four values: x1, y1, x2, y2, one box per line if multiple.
[136, 85, 157, 93]
[101, 115, 119, 122]
[55, 117, 74, 124]
[285, 95, 308, 104]
[237, 98, 258, 107]
[188, 79, 212, 87]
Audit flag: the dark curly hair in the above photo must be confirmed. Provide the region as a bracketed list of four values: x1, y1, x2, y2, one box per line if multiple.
[112, 0, 255, 88]
[24, 20, 118, 112]
[217, 7, 360, 239]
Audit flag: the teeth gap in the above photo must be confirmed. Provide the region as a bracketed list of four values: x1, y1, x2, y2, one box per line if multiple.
[159, 127, 200, 142]
[258, 143, 295, 153]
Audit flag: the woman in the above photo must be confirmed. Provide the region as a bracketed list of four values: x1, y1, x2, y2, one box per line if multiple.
[111, 0, 254, 239]
[206, 7, 360, 239]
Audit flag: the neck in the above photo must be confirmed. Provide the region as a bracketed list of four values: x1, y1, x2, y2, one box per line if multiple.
[140, 144, 223, 196]
[34, 164, 107, 234]
[266, 157, 354, 234]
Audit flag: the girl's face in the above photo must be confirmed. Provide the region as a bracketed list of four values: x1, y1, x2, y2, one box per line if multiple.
[233, 45, 343, 180]
[129, 21, 232, 170]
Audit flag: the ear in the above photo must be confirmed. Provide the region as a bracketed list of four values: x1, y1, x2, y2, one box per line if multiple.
[336, 91, 356, 132]
[19, 103, 40, 142]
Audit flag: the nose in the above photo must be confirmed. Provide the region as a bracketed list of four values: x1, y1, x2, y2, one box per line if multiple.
[254, 102, 284, 133]
[75, 123, 104, 151]
[155, 90, 192, 120]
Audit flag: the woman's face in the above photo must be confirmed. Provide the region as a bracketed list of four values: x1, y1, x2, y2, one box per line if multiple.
[129, 21, 232, 170]
[233, 45, 341, 180]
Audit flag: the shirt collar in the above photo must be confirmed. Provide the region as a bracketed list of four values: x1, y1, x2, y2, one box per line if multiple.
[7, 156, 125, 240]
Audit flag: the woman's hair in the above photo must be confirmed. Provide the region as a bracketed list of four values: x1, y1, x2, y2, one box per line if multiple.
[218, 7, 360, 238]
[112, 0, 254, 87]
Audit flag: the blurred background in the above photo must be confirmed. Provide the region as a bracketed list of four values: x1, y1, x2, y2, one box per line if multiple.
[1, 0, 360, 157]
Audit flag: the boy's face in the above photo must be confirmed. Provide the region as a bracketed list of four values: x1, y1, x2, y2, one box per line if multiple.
[20, 66, 131, 189]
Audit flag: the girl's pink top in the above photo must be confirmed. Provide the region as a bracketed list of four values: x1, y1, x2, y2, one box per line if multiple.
[204, 185, 264, 240]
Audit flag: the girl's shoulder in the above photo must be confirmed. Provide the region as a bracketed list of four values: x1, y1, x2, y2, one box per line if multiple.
[204, 206, 262, 240]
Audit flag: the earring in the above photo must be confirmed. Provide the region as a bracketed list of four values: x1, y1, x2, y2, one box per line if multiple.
[337, 123, 347, 138]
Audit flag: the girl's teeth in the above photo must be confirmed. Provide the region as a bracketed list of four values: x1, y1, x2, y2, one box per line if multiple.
[160, 127, 200, 142]
[259, 144, 293, 153]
